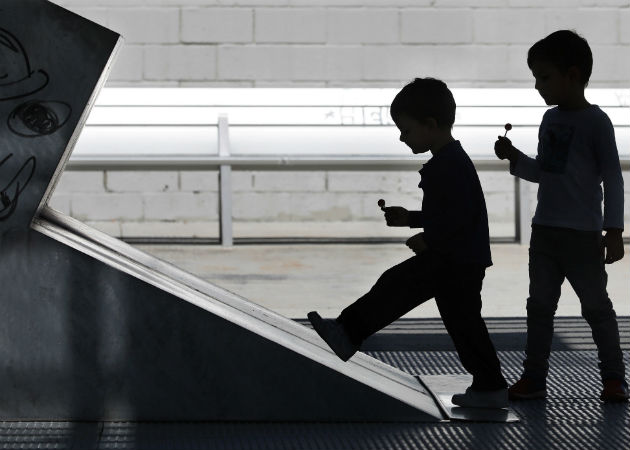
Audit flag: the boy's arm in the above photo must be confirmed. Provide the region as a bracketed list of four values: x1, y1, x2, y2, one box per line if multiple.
[496, 136, 541, 183]
[496, 117, 549, 184]
[408, 211, 424, 228]
[598, 115, 625, 232]
[508, 148, 542, 183]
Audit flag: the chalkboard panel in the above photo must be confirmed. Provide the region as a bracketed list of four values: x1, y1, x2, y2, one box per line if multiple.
[0, 0, 120, 233]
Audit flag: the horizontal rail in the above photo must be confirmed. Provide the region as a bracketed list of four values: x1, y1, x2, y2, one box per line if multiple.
[65, 156, 630, 171]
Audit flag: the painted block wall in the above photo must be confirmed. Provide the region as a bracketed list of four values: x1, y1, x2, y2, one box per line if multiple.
[51, 0, 630, 88]
[48, 170, 630, 239]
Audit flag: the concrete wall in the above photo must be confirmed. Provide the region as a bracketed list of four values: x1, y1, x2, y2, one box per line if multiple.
[48, 169, 630, 239]
[53, 0, 630, 88]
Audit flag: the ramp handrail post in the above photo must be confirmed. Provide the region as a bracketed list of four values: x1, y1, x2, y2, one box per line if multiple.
[218, 115, 233, 247]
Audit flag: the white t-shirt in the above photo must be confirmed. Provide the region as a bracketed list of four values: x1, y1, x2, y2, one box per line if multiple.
[510, 105, 624, 231]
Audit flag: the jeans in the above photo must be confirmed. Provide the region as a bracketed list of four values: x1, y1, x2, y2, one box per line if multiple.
[337, 249, 507, 391]
[523, 224, 625, 383]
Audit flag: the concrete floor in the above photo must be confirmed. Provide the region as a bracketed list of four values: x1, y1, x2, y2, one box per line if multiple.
[135, 243, 630, 319]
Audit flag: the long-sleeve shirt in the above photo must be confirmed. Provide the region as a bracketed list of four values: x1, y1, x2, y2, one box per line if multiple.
[408, 140, 493, 268]
[510, 105, 624, 231]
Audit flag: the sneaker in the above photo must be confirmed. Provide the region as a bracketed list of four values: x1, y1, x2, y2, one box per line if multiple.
[308, 311, 358, 362]
[508, 377, 547, 400]
[600, 379, 629, 402]
[451, 387, 508, 409]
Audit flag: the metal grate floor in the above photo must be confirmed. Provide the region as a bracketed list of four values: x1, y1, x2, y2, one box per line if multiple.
[0, 350, 627, 450]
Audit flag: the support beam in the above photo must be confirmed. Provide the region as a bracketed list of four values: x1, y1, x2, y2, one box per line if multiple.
[218, 115, 233, 247]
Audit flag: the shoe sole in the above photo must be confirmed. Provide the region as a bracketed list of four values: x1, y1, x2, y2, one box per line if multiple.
[600, 394, 629, 402]
[508, 391, 547, 400]
[452, 400, 509, 409]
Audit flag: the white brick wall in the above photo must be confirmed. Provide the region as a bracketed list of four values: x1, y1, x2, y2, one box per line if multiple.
[109, 8, 180, 44]
[144, 45, 217, 80]
[473, 10, 546, 45]
[109, 45, 144, 81]
[106, 171, 179, 192]
[327, 9, 399, 44]
[144, 192, 218, 220]
[255, 8, 327, 43]
[621, 10, 630, 44]
[218, 45, 288, 80]
[401, 9, 473, 44]
[54, 171, 105, 192]
[361, 46, 437, 81]
[51, 1, 630, 87]
[253, 172, 326, 191]
[182, 8, 253, 43]
[180, 171, 219, 191]
[328, 172, 400, 193]
[72, 193, 144, 221]
[545, 9, 618, 44]
[49, 169, 630, 238]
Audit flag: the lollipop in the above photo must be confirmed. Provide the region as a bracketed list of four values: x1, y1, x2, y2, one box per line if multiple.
[503, 123, 512, 137]
[378, 199, 386, 210]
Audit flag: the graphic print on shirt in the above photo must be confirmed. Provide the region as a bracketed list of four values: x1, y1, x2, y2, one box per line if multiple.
[539, 123, 574, 173]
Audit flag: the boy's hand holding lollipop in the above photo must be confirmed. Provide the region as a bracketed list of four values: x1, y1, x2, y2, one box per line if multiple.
[378, 199, 410, 227]
[494, 123, 517, 162]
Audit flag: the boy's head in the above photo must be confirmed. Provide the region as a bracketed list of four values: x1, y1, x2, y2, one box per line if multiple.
[390, 78, 456, 154]
[527, 30, 593, 105]
[390, 77, 455, 129]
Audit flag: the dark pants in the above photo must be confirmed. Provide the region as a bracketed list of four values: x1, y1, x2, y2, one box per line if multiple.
[523, 224, 625, 383]
[337, 249, 507, 391]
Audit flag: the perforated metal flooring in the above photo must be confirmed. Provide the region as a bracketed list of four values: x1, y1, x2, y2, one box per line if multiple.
[1, 318, 628, 450]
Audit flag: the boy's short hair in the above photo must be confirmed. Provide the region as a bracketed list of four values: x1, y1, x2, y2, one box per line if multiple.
[390, 77, 456, 129]
[527, 30, 593, 86]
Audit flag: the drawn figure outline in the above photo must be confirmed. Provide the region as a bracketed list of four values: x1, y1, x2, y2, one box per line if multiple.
[8, 99, 71, 137]
[0, 153, 36, 221]
[0, 27, 49, 101]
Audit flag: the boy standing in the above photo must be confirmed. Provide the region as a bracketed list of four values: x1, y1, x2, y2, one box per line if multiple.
[495, 30, 628, 402]
[309, 78, 508, 408]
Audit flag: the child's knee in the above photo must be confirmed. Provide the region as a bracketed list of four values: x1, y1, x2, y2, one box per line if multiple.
[526, 299, 558, 318]
[581, 303, 616, 324]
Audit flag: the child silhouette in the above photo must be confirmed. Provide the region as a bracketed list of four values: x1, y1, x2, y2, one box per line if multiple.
[309, 78, 508, 409]
[495, 30, 628, 402]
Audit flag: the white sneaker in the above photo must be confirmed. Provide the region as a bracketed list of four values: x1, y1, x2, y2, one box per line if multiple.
[308, 311, 358, 362]
[451, 387, 509, 409]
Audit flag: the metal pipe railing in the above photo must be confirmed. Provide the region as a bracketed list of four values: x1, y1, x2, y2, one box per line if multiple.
[66, 116, 630, 247]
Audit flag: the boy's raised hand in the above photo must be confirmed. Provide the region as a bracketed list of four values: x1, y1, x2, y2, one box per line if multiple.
[494, 136, 516, 162]
[603, 230, 625, 264]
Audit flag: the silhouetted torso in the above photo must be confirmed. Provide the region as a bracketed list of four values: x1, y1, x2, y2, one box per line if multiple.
[409, 140, 492, 267]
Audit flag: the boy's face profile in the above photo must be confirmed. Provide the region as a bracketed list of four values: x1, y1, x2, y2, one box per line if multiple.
[530, 60, 582, 106]
[393, 113, 432, 154]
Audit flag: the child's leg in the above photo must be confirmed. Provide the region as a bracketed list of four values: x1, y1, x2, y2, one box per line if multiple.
[337, 250, 440, 346]
[522, 225, 565, 382]
[564, 231, 625, 382]
[435, 264, 507, 391]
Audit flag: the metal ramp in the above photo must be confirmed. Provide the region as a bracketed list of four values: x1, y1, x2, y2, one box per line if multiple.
[0, 205, 442, 421]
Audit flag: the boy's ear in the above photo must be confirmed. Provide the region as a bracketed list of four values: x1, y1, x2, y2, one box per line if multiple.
[567, 65, 582, 83]
[425, 117, 439, 129]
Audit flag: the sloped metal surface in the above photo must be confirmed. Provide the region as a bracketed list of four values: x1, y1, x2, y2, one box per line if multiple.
[0, 206, 444, 421]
